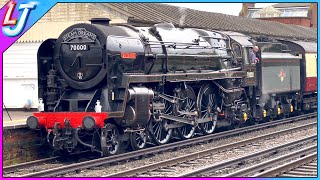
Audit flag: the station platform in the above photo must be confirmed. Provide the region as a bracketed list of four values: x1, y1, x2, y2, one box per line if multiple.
[2, 110, 52, 166]
[3, 110, 35, 129]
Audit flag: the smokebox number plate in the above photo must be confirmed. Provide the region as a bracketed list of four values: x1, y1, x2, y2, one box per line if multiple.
[69, 44, 89, 51]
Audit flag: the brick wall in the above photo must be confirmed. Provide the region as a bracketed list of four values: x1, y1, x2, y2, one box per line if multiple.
[3, 128, 52, 166]
[258, 17, 312, 27]
[239, 3, 256, 16]
[311, 3, 317, 27]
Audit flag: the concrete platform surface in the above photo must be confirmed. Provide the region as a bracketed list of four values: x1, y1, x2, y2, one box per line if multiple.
[3, 110, 36, 129]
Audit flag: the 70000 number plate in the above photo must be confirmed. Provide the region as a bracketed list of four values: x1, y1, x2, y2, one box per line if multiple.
[69, 44, 89, 51]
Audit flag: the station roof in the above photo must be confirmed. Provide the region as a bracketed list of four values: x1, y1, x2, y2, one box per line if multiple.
[13, 3, 317, 43]
[102, 3, 317, 41]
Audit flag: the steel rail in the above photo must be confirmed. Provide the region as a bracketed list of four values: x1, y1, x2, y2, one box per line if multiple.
[278, 160, 317, 177]
[253, 153, 317, 177]
[3, 156, 60, 173]
[223, 146, 317, 177]
[18, 113, 316, 177]
[176, 136, 317, 177]
[3, 150, 91, 174]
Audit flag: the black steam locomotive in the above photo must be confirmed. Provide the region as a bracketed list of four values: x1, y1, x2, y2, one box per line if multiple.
[27, 18, 317, 156]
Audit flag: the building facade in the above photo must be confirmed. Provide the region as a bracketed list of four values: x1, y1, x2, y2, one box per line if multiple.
[239, 3, 318, 27]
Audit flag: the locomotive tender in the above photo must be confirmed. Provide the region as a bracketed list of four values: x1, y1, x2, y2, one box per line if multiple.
[27, 18, 317, 155]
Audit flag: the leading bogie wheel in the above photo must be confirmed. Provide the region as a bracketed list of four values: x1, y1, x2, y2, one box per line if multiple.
[130, 130, 147, 150]
[101, 123, 120, 156]
[175, 85, 197, 139]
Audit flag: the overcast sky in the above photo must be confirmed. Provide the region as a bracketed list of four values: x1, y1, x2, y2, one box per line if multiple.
[164, 3, 276, 16]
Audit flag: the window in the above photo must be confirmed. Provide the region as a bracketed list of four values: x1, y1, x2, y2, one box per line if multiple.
[254, 12, 260, 18]
[232, 43, 242, 58]
[247, 10, 260, 18]
[282, 10, 290, 17]
[280, 8, 308, 17]
[247, 11, 252, 18]
[295, 9, 308, 17]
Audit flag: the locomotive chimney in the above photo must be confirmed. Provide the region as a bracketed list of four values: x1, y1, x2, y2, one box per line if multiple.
[90, 18, 110, 26]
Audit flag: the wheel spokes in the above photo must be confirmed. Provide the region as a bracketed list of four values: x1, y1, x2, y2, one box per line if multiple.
[175, 85, 196, 139]
[102, 124, 120, 155]
[130, 130, 147, 150]
[198, 85, 217, 135]
[149, 99, 173, 145]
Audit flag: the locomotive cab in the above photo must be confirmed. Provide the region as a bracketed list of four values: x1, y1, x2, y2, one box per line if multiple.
[223, 31, 258, 87]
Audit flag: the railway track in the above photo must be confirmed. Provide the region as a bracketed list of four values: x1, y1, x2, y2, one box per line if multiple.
[3, 151, 92, 174]
[273, 159, 318, 177]
[107, 124, 316, 177]
[253, 153, 317, 177]
[6, 112, 316, 177]
[224, 146, 317, 177]
[4, 156, 61, 173]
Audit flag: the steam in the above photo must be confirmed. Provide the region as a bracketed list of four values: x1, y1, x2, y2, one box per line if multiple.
[179, 7, 186, 27]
